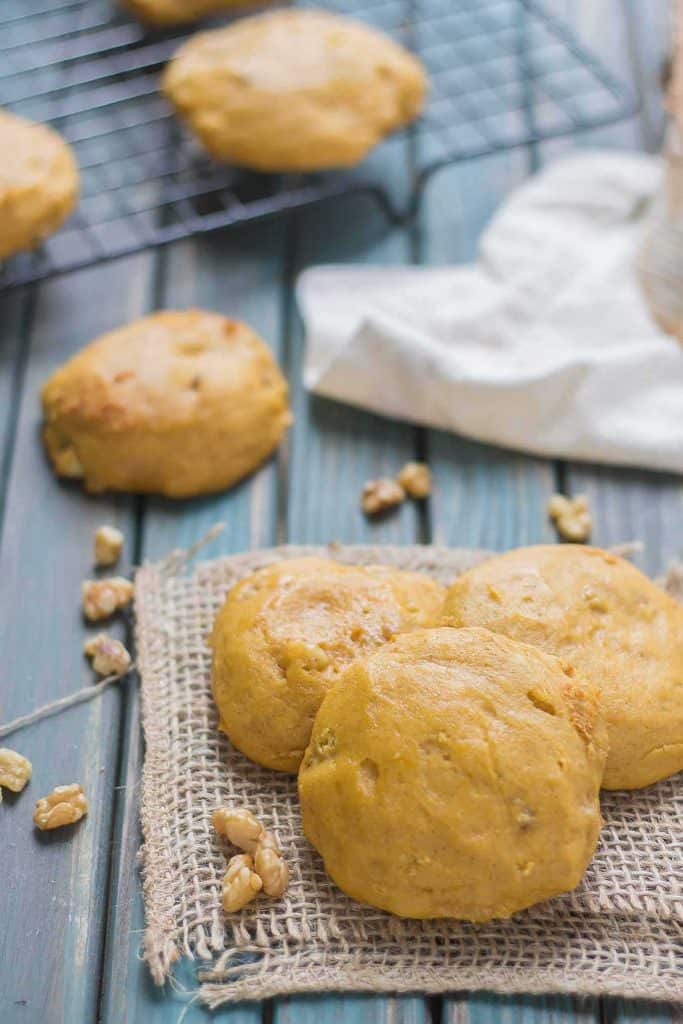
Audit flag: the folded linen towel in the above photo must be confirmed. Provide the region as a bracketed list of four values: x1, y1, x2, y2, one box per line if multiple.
[298, 152, 683, 474]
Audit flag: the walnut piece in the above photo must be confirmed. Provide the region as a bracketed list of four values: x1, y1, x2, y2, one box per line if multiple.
[397, 461, 431, 499]
[547, 493, 592, 543]
[221, 853, 262, 912]
[254, 832, 290, 898]
[84, 633, 132, 677]
[82, 577, 134, 621]
[362, 478, 405, 516]
[94, 525, 124, 567]
[212, 806, 265, 854]
[34, 783, 88, 831]
[0, 748, 32, 802]
[213, 806, 290, 901]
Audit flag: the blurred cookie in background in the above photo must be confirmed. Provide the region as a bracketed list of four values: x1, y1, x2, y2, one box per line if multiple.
[0, 109, 78, 261]
[121, 0, 273, 26]
[162, 8, 428, 172]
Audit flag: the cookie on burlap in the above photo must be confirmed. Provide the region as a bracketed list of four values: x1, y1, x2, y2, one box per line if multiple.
[442, 545, 683, 791]
[41, 309, 291, 498]
[210, 557, 446, 772]
[0, 109, 78, 261]
[299, 626, 607, 920]
[162, 9, 428, 172]
[121, 0, 273, 25]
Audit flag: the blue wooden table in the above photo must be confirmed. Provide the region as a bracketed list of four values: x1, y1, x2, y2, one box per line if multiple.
[0, 2, 681, 1022]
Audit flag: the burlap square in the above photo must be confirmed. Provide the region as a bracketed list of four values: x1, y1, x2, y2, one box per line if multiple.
[134, 544, 683, 1006]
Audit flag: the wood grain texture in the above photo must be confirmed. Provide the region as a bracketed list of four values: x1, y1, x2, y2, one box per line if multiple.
[0, 257, 149, 1024]
[274, 141, 431, 1024]
[275, 995, 431, 1024]
[0, 3, 680, 1022]
[419, 151, 555, 553]
[421, 146, 597, 1024]
[100, 219, 288, 1024]
[0, 292, 30, 529]
[540, 2, 682, 1018]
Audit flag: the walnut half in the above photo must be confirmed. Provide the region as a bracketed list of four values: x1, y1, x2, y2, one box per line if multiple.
[221, 853, 262, 912]
[82, 577, 134, 621]
[84, 633, 132, 677]
[362, 478, 405, 516]
[548, 493, 592, 543]
[94, 525, 124, 567]
[212, 806, 264, 854]
[254, 832, 290, 898]
[397, 461, 431, 498]
[0, 747, 32, 802]
[34, 784, 88, 831]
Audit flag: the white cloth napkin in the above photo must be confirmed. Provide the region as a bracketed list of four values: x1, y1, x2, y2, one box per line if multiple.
[298, 151, 683, 474]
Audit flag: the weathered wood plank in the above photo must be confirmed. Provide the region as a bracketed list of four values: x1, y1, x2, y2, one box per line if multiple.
[603, 1001, 682, 1024]
[0, 257, 148, 1024]
[100, 219, 288, 1024]
[422, 156, 590, 1022]
[448, 995, 602, 1024]
[274, 181, 430, 1024]
[542, 2, 681, 1020]
[0, 292, 30, 521]
[276, 995, 431, 1024]
[286, 193, 422, 547]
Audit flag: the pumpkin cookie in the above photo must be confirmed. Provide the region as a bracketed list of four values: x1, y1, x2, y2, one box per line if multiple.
[299, 626, 607, 920]
[41, 309, 291, 498]
[0, 109, 78, 261]
[121, 0, 272, 26]
[162, 9, 428, 172]
[442, 545, 683, 790]
[210, 557, 446, 771]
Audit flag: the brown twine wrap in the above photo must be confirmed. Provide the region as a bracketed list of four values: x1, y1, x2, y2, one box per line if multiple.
[134, 544, 683, 1006]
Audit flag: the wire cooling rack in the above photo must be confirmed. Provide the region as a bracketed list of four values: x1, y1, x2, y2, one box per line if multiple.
[0, 0, 635, 291]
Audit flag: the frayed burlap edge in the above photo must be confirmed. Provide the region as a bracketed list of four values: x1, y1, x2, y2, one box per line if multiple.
[134, 544, 683, 1005]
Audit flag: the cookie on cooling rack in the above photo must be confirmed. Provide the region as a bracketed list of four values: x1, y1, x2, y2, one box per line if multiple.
[442, 545, 683, 791]
[41, 309, 291, 498]
[121, 0, 274, 25]
[0, 109, 78, 261]
[299, 626, 607, 920]
[161, 9, 428, 172]
[210, 557, 446, 772]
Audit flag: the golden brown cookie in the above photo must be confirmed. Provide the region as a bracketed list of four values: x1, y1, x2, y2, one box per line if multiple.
[162, 9, 428, 172]
[442, 545, 683, 791]
[41, 309, 291, 498]
[0, 109, 78, 261]
[210, 557, 446, 772]
[121, 0, 272, 25]
[299, 626, 607, 920]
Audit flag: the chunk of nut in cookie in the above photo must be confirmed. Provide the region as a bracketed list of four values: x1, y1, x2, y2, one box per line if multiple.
[547, 493, 592, 543]
[34, 784, 88, 831]
[221, 853, 262, 912]
[0, 748, 32, 802]
[94, 525, 124, 567]
[82, 577, 134, 621]
[84, 633, 132, 677]
[54, 443, 84, 479]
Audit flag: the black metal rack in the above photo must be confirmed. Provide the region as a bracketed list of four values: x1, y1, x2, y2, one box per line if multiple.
[0, 0, 636, 291]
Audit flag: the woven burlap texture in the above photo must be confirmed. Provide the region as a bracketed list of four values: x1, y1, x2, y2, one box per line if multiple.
[134, 544, 683, 1006]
